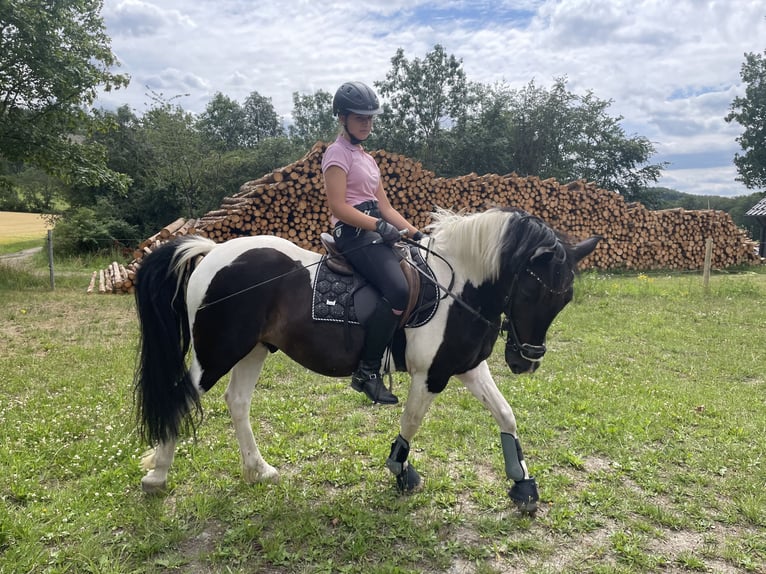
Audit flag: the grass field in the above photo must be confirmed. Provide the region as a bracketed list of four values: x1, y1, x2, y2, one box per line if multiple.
[1, 257, 765, 573]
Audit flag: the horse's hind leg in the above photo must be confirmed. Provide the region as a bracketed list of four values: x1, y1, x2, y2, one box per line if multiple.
[140, 439, 176, 494]
[226, 344, 279, 484]
[456, 360, 539, 514]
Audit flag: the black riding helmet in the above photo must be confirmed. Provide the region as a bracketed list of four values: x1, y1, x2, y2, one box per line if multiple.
[332, 81, 383, 116]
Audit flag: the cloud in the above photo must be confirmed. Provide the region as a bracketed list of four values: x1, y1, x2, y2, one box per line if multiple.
[96, 0, 766, 197]
[103, 0, 196, 37]
[657, 165, 745, 197]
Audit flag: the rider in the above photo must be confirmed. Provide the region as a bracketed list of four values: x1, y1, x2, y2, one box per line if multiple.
[321, 81, 423, 405]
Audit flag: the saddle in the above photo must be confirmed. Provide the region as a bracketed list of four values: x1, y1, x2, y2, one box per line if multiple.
[320, 232, 431, 329]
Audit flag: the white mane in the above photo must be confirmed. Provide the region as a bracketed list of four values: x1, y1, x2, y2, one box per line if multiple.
[426, 207, 515, 285]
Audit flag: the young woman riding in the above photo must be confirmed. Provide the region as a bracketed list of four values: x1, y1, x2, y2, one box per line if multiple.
[321, 81, 423, 405]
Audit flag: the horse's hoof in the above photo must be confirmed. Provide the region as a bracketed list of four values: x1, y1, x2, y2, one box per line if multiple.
[141, 473, 167, 494]
[395, 463, 421, 493]
[244, 465, 279, 484]
[508, 477, 539, 515]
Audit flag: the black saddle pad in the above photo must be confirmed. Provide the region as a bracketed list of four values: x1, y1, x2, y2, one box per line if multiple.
[311, 248, 440, 328]
[311, 257, 362, 324]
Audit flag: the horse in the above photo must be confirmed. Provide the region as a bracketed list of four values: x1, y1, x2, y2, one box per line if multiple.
[133, 207, 600, 513]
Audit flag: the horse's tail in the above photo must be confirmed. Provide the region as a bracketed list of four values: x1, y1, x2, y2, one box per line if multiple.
[133, 235, 217, 445]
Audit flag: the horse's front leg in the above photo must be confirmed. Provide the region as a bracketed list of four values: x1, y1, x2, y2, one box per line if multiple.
[456, 360, 539, 514]
[385, 372, 436, 493]
[226, 344, 279, 484]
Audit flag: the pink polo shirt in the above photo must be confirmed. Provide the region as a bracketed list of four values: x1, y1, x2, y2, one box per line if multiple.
[321, 136, 380, 225]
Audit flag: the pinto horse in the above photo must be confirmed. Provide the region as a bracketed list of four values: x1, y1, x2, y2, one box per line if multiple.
[133, 207, 599, 513]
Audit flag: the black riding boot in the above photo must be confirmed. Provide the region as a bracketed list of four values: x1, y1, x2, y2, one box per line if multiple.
[351, 300, 399, 405]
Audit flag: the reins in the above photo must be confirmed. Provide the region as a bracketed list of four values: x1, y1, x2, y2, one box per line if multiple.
[400, 236, 495, 329]
[194, 241, 372, 311]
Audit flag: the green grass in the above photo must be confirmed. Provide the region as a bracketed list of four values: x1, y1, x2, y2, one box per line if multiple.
[1, 259, 765, 573]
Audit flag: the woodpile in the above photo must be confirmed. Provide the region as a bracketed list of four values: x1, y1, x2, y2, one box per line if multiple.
[91, 141, 762, 294]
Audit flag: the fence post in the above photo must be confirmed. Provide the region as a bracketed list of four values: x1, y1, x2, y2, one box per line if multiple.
[703, 238, 712, 293]
[47, 229, 55, 290]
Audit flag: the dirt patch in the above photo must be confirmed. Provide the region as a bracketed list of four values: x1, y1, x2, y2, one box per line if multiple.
[0, 246, 42, 266]
[172, 519, 228, 573]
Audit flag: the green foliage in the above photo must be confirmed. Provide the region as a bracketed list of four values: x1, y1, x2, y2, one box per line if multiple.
[726, 50, 766, 190]
[52, 206, 139, 254]
[241, 91, 284, 145]
[197, 92, 247, 151]
[0, 162, 63, 211]
[374, 44, 470, 168]
[289, 89, 337, 148]
[0, 0, 130, 192]
[198, 90, 285, 150]
[449, 78, 666, 199]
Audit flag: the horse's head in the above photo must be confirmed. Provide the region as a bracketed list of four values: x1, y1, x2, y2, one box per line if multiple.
[427, 207, 600, 374]
[501, 226, 600, 374]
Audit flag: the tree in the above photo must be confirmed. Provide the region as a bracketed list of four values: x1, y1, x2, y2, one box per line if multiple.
[288, 89, 336, 150]
[726, 50, 766, 190]
[241, 91, 283, 147]
[448, 78, 665, 200]
[373, 45, 470, 169]
[0, 0, 130, 190]
[141, 101, 208, 218]
[197, 92, 246, 151]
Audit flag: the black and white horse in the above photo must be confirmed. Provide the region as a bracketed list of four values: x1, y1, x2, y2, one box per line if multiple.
[133, 207, 599, 513]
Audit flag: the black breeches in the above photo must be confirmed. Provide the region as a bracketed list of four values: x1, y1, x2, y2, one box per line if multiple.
[333, 224, 409, 312]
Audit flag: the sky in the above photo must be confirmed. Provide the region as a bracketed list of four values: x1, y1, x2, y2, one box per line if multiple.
[95, 0, 766, 198]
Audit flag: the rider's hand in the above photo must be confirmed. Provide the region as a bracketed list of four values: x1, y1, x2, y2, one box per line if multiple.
[411, 231, 424, 241]
[375, 219, 402, 244]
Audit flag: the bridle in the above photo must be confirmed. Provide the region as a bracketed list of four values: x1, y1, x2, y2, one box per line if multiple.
[501, 267, 574, 363]
[402, 237, 573, 365]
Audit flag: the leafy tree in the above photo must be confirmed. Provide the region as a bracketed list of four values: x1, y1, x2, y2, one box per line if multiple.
[52, 205, 140, 254]
[373, 45, 470, 169]
[448, 78, 665, 200]
[197, 92, 246, 151]
[0, 0, 130, 191]
[241, 91, 284, 146]
[288, 89, 337, 149]
[0, 164, 63, 211]
[140, 101, 208, 219]
[726, 50, 766, 190]
[566, 88, 665, 201]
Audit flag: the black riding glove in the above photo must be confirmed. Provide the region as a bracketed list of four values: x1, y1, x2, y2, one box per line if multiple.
[411, 231, 424, 241]
[375, 218, 401, 244]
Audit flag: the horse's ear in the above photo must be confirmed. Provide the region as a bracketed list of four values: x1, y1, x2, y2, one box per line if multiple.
[571, 236, 602, 263]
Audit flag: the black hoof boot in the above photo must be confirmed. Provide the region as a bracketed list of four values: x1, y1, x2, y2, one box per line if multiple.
[508, 477, 539, 515]
[395, 463, 421, 492]
[351, 363, 398, 405]
[386, 434, 421, 492]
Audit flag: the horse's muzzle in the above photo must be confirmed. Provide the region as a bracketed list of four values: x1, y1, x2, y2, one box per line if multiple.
[505, 343, 545, 374]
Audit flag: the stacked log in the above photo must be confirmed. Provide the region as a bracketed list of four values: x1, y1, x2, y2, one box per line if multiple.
[91, 142, 761, 294]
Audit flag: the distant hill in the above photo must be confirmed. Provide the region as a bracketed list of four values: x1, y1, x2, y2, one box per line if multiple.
[646, 187, 764, 240]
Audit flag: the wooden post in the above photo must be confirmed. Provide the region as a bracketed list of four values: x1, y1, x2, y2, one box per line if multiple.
[703, 238, 713, 292]
[47, 229, 55, 291]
